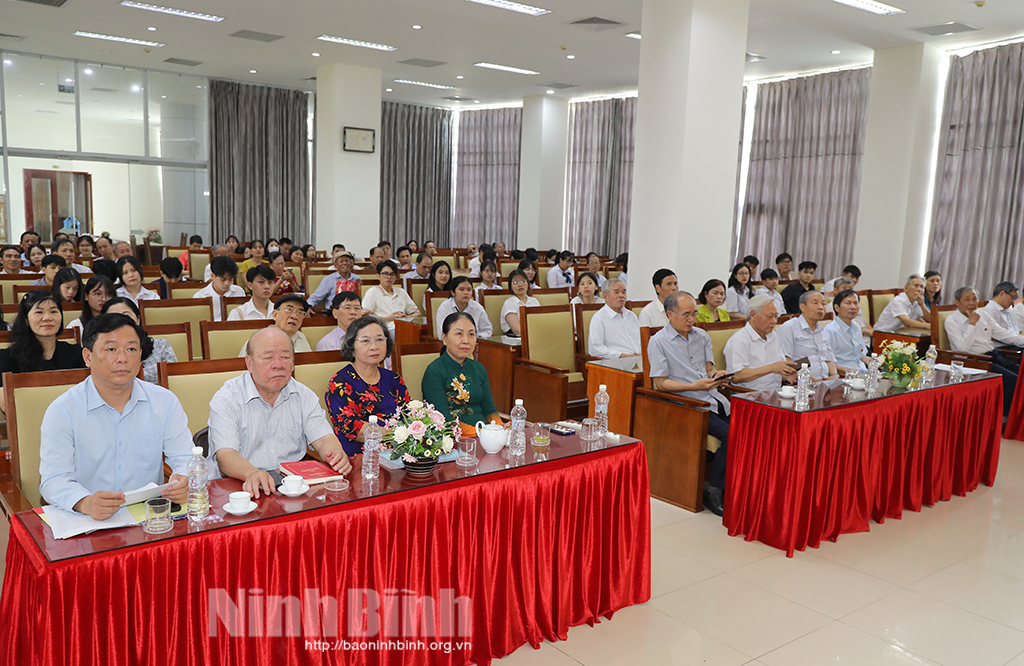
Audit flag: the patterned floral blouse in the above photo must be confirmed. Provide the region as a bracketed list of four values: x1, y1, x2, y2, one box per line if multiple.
[325, 364, 410, 456]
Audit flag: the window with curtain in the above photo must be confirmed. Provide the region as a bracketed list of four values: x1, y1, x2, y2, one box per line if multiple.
[379, 101, 454, 247]
[927, 42, 1024, 297]
[564, 96, 636, 256]
[735, 68, 871, 279]
[451, 107, 522, 249]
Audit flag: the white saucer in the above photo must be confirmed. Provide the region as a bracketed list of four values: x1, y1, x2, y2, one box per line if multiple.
[778, 389, 797, 399]
[278, 484, 310, 497]
[222, 501, 257, 516]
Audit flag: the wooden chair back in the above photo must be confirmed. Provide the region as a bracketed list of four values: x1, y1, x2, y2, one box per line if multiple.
[140, 298, 213, 361]
[425, 291, 450, 340]
[406, 278, 430, 311]
[306, 272, 333, 303]
[628, 300, 651, 318]
[537, 265, 554, 288]
[0, 275, 40, 305]
[200, 319, 268, 360]
[573, 302, 606, 358]
[640, 326, 663, 389]
[532, 287, 571, 306]
[521, 304, 577, 372]
[293, 351, 349, 409]
[168, 281, 208, 300]
[479, 290, 510, 336]
[5, 368, 92, 507]
[696, 319, 748, 370]
[359, 279, 381, 299]
[158, 357, 248, 435]
[146, 322, 192, 362]
[298, 316, 342, 350]
[13, 284, 52, 302]
[394, 341, 444, 401]
[61, 302, 83, 328]
[188, 250, 212, 281]
[869, 289, 902, 326]
[931, 304, 961, 351]
[499, 261, 518, 279]
[224, 296, 250, 319]
[0, 328, 79, 350]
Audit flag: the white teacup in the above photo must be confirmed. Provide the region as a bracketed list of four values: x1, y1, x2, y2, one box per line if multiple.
[282, 475, 304, 493]
[476, 421, 509, 454]
[228, 491, 251, 512]
[848, 378, 866, 390]
[778, 386, 797, 399]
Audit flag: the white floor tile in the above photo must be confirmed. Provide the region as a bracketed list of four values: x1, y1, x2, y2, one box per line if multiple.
[908, 561, 1024, 632]
[813, 530, 958, 587]
[652, 513, 777, 572]
[490, 641, 582, 666]
[759, 621, 944, 666]
[650, 542, 722, 598]
[964, 530, 1024, 582]
[650, 498, 695, 530]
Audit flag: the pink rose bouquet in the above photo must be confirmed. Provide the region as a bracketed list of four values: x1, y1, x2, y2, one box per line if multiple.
[382, 400, 460, 461]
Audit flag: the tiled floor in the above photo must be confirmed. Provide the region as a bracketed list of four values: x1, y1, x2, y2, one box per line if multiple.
[492, 438, 1024, 666]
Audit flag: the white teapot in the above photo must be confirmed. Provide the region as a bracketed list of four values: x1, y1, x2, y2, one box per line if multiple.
[476, 421, 509, 454]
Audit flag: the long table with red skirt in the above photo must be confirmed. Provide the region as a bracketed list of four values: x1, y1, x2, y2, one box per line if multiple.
[0, 434, 650, 666]
[724, 371, 1002, 557]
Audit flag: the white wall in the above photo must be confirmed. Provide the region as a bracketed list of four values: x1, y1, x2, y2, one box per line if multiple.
[517, 95, 569, 251]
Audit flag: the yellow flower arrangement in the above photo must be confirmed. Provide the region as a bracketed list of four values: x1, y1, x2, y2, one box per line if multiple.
[879, 340, 921, 387]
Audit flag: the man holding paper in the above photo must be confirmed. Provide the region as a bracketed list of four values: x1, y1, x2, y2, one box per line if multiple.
[39, 314, 192, 519]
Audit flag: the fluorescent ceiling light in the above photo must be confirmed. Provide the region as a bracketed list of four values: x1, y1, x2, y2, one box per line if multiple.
[465, 0, 550, 17]
[317, 35, 398, 51]
[624, 32, 641, 40]
[74, 31, 165, 47]
[831, 0, 905, 15]
[393, 79, 455, 90]
[120, 1, 224, 22]
[474, 62, 539, 75]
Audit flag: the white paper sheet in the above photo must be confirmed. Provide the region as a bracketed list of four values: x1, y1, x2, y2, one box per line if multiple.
[123, 482, 172, 506]
[934, 363, 987, 376]
[41, 505, 139, 540]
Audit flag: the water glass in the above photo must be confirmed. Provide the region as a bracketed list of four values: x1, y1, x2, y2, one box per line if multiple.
[950, 360, 965, 383]
[531, 423, 551, 447]
[143, 497, 173, 534]
[580, 418, 598, 441]
[846, 369, 860, 382]
[325, 478, 350, 493]
[456, 437, 477, 467]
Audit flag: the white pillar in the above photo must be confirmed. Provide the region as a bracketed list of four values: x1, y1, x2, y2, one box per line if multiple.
[626, 0, 749, 300]
[316, 63, 382, 254]
[517, 95, 568, 250]
[852, 44, 947, 289]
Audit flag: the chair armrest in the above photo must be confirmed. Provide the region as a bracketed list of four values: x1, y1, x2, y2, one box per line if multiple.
[937, 350, 993, 370]
[514, 358, 570, 375]
[722, 385, 756, 396]
[636, 386, 711, 410]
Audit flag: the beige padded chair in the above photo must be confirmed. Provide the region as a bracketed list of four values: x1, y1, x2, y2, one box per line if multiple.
[574, 302, 605, 362]
[147, 322, 192, 363]
[300, 317, 342, 350]
[869, 289, 901, 327]
[479, 290, 511, 337]
[406, 279, 430, 312]
[424, 291, 450, 340]
[532, 288, 571, 306]
[629, 300, 651, 318]
[394, 341, 444, 402]
[188, 250, 212, 281]
[294, 351, 350, 409]
[516, 304, 588, 422]
[61, 304, 83, 328]
[200, 320, 267, 360]
[158, 358, 247, 435]
[168, 281, 208, 300]
[141, 298, 214, 360]
[537, 265, 554, 288]
[696, 320, 748, 370]
[0, 276, 39, 305]
[307, 272, 333, 304]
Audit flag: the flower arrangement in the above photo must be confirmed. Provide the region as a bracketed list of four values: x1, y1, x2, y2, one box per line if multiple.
[879, 340, 920, 387]
[382, 400, 461, 462]
[145, 229, 163, 244]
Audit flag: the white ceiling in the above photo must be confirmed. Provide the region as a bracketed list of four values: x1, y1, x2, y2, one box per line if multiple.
[2, 0, 1024, 108]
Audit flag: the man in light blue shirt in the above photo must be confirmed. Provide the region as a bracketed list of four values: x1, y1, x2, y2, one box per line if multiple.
[825, 288, 869, 374]
[307, 251, 362, 309]
[777, 291, 839, 381]
[39, 313, 192, 519]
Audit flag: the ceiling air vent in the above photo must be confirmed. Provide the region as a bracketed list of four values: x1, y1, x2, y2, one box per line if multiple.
[399, 58, 447, 68]
[90, 87, 120, 94]
[304, 76, 317, 81]
[164, 57, 203, 67]
[12, 0, 70, 7]
[0, 33, 26, 42]
[537, 81, 576, 90]
[746, 52, 767, 62]
[912, 22, 980, 37]
[440, 96, 464, 101]
[230, 30, 284, 42]
[568, 16, 624, 32]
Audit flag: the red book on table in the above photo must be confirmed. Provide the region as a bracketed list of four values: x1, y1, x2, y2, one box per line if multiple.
[278, 460, 347, 485]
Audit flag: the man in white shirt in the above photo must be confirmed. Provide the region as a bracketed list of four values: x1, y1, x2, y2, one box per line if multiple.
[946, 285, 1020, 415]
[316, 292, 363, 352]
[402, 252, 433, 288]
[203, 244, 230, 281]
[19, 231, 40, 267]
[212, 327, 352, 497]
[724, 295, 797, 390]
[874, 274, 931, 333]
[1, 245, 30, 275]
[752, 268, 786, 316]
[638, 269, 677, 329]
[982, 281, 1024, 341]
[467, 243, 490, 277]
[777, 291, 838, 381]
[546, 251, 575, 288]
[193, 256, 245, 321]
[237, 295, 313, 356]
[588, 279, 641, 359]
[228, 265, 276, 321]
[821, 265, 862, 298]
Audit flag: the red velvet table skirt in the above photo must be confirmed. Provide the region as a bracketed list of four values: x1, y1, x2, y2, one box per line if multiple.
[1004, 355, 1024, 440]
[0, 442, 650, 666]
[724, 378, 1002, 556]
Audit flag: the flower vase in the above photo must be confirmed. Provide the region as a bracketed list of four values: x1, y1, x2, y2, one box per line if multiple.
[889, 375, 913, 389]
[403, 455, 438, 477]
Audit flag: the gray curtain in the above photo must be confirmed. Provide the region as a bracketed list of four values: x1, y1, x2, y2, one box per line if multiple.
[565, 96, 637, 256]
[928, 42, 1024, 297]
[208, 80, 310, 243]
[380, 101, 454, 247]
[452, 107, 522, 248]
[736, 68, 871, 278]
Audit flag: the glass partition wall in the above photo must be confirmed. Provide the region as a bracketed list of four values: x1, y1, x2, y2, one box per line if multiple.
[0, 52, 209, 245]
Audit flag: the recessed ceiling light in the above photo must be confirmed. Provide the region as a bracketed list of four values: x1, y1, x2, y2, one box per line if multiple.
[832, 49, 842, 54]
[312, 52, 320, 57]
[473, 100, 480, 103]
[412, 25, 422, 29]
[3, 60, 11, 65]
[131, 84, 141, 91]
[831, 0, 905, 15]
[249, 69, 257, 73]
[393, 78, 455, 90]
[465, 0, 550, 16]
[74, 31, 165, 47]
[385, 88, 393, 92]
[161, 95, 167, 98]
[317, 34, 398, 51]
[65, 78, 73, 83]
[456, 75, 464, 79]
[120, 1, 224, 22]
[566, 54, 575, 59]
[473, 62, 539, 75]
[624, 32, 641, 40]
[83, 68, 93, 74]
[545, 89, 554, 94]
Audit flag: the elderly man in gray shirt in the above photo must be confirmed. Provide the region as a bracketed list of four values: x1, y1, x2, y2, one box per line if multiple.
[647, 291, 733, 516]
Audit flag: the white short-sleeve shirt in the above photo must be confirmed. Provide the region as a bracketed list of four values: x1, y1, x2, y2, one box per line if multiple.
[724, 322, 788, 391]
[500, 295, 540, 335]
[874, 293, 923, 332]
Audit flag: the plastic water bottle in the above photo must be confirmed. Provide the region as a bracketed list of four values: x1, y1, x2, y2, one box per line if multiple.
[796, 363, 811, 409]
[866, 353, 881, 394]
[510, 399, 527, 456]
[925, 344, 938, 381]
[186, 446, 209, 522]
[594, 384, 610, 437]
[362, 415, 382, 479]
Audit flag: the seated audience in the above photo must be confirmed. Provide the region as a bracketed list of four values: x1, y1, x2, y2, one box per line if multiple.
[753, 268, 786, 315]
[153, 256, 183, 299]
[115, 256, 160, 307]
[91, 258, 118, 283]
[366, 245, 385, 270]
[638, 269, 677, 328]
[589, 279, 641, 359]
[77, 234, 96, 259]
[94, 236, 116, 262]
[467, 243, 491, 277]
[193, 256, 245, 321]
[545, 249, 559, 265]
[403, 251, 433, 287]
[422, 312, 500, 427]
[102, 297, 177, 383]
[615, 252, 629, 287]
[268, 251, 301, 296]
[53, 239, 90, 274]
[203, 244, 229, 281]
[825, 289, 870, 374]
[435, 276, 492, 340]
[19, 231, 40, 267]
[547, 251, 575, 288]
[177, 235, 203, 274]
[777, 291, 838, 381]
[326, 316, 410, 457]
[924, 270, 943, 308]
[0, 290, 87, 412]
[279, 238, 295, 261]
[743, 255, 759, 275]
[238, 239, 267, 276]
[822, 265, 862, 297]
[210, 326, 352, 497]
[982, 281, 1024, 338]
[648, 291, 732, 515]
[30, 255, 66, 287]
[875, 274, 931, 332]
[237, 294, 312, 356]
[292, 247, 308, 264]
[406, 240, 418, 253]
[362, 260, 420, 325]
[775, 252, 794, 280]
[228, 265, 276, 321]
[52, 268, 83, 303]
[475, 260, 502, 297]
[583, 253, 607, 287]
[725, 263, 754, 319]
[396, 245, 414, 271]
[571, 271, 604, 306]
[946, 285, 1021, 415]
[308, 250, 361, 309]
[696, 279, 730, 323]
[517, 258, 540, 290]
[225, 235, 241, 255]
[316, 292, 363, 352]
[26, 243, 46, 271]
[376, 240, 391, 261]
[68, 275, 116, 331]
[781, 261, 817, 315]
[493, 241, 506, 257]
[424, 260, 453, 309]
[38, 313, 190, 517]
[725, 295, 797, 390]
[501, 269, 541, 336]
[831, 276, 873, 348]
[1, 245, 29, 275]
[114, 240, 134, 259]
